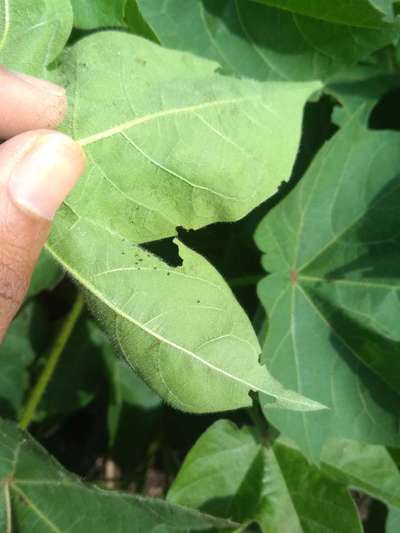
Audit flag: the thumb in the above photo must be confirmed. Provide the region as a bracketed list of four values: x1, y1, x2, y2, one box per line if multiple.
[0, 130, 85, 340]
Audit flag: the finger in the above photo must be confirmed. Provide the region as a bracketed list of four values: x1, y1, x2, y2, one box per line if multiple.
[0, 130, 85, 341]
[0, 66, 67, 139]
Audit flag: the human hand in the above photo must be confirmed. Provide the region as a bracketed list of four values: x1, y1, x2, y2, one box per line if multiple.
[0, 66, 85, 341]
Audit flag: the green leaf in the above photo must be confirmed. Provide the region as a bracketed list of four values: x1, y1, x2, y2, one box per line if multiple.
[253, 0, 397, 27]
[387, 507, 400, 533]
[321, 439, 400, 507]
[167, 420, 262, 524]
[2, 5, 320, 414]
[124, 0, 158, 41]
[71, 0, 127, 28]
[27, 250, 64, 299]
[326, 54, 399, 127]
[70, 0, 156, 39]
[0, 0, 72, 76]
[47, 217, 323, 413]
[137, 0, 398, 81]
[0, 418, 236, 532]
[369, 0, 397, 16]
[42, 29, 323, 414]
[168, 420, 363, 532]
[255, 114, 400, 459]
[52, 31, 318, 243]
[0, 303, 47, 419]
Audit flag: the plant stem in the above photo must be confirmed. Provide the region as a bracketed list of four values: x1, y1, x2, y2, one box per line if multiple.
[19, 292, 85, 430]
[248, 403, 269, 444]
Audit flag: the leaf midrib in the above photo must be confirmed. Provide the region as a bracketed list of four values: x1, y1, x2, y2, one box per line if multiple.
[0, 0, 10, 52]
[296, 135, 398, 273]
[297, 284, 400, 408]
[299, 275, 400, 291]
[45, 242, 278, 399]
[12, 484, 62, 533]
[77, 96, 252, 146]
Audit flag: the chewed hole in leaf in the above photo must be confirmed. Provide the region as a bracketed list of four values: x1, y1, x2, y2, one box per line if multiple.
[142, 238, 182, 267]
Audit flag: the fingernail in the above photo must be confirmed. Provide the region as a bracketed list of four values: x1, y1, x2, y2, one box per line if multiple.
[8, 133, 85, 220]
[10, 70, 65, 97]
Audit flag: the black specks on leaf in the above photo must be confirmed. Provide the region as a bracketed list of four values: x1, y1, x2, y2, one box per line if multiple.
[135, 57, 147, 66]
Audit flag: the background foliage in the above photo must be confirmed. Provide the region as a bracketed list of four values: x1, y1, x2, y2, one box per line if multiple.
[1, 0, 400, 531]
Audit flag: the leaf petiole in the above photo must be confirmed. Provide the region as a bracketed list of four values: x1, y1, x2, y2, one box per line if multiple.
[19, 292, 85, 430]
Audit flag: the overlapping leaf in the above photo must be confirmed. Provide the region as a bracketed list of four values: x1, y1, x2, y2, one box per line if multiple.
[47, 214, 322, 413]
[320, 439, 400, 507]
[326, 56, 400, 128]
[255, 114, 400, 459]
[0, 0, 72, 76]
[1, 1, 322, 413]
[0, 419, 236, 532]
[387, 507, 400, 532]
[137, 0, 398, 81]
[253, 0, 398, 27]
[52, 31, 318, 243]
[71, 0, 127, 28]
[169, 420, 400, 531]
[44, 29, 323, 413]
[70, 0, 156, 40]
[169, 420, 400, 532]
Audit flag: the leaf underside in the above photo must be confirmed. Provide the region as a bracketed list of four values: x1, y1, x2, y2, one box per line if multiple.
[44, 30, 322, 412]
[1, 0, 322, 414]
